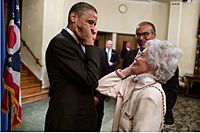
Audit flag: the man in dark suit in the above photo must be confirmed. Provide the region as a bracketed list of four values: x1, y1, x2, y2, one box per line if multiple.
[45, 2, 105, 131]
[121, 41, 131, 69]
[105, 40, 120, 74]
[126, 21, 179, 125]
[94, 48, 108, 131]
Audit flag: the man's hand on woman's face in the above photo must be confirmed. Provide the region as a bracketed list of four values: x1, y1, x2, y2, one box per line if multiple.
[75, 21, 94, 45]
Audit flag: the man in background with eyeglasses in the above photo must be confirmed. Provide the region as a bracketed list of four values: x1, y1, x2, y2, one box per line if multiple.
[126, 21, 179, 125]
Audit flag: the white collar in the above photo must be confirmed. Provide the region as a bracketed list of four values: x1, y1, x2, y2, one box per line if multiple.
[65, 28, 85, 53]
[133, 73, 157, 90]
[126, 47, 130, 51]
[106, 48, 112, 52]
[65, 28, 79, 44]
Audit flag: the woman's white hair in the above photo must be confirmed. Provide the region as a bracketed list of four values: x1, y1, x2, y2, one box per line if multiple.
[145, 39, 182, 84]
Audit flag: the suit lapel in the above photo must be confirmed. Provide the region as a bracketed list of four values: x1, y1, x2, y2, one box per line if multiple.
[122, 82, 136, 105]
[61, 29, 85, 59]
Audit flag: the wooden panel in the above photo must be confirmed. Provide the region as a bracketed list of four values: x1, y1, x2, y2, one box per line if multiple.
[116, 34, 136, 54]
[22, 89, 49, 104]
[20, 62, 46, 104]
[116, 34, 136, 69]
[96, 31, 112, 49]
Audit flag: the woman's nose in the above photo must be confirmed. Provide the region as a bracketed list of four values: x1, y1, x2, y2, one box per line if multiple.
[133, 59, 137, 64]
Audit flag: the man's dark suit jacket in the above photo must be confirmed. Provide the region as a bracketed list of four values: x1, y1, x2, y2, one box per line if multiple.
[95, 48, 108, 131]
[121, 48, 131, 69]
[126, 48, 140, 67]
[127, 48, 179, 121]
[105, 48, 120, 74]
[45, 29, 105, 131]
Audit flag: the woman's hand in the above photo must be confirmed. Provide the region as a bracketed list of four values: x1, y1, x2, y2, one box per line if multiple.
[120, 63, 134, 77]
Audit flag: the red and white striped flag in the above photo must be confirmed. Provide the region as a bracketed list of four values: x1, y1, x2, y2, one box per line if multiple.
[2, 0, 22, 128]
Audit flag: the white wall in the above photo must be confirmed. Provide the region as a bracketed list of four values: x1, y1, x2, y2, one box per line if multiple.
[21, 0, 44, 80]
[179, 0, 200, 76]
[61, 0, 169, 38]
[42, 0, 66, 88]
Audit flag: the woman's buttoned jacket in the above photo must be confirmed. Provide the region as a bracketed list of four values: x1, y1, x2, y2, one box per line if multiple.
[96, 72, 166, 132]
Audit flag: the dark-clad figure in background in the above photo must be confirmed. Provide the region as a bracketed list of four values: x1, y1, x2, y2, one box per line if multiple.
[94, 48, 108, 131]
[126, 21, 179, 125]
[121, 41, 131, 69]
[105, 40, 120, 74]
[45, 2, 104, 131]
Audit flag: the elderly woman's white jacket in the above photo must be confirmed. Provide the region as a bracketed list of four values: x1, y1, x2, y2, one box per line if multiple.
[96, 72, 166, 132]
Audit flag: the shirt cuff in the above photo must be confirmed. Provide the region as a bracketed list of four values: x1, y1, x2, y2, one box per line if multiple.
[115, 69, 126, 79]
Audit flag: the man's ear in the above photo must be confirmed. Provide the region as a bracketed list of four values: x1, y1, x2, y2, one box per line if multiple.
[153, 32, 156, 38]
[70, 12, 77, 23]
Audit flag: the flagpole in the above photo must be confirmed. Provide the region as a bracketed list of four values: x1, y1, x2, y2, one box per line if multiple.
[2, 0, 22, 130]
[8, 93, 12, 131]
[7, 0, 12, 131]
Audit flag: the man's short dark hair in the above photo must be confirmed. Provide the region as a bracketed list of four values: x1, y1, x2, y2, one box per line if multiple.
[68, 2, 97, 22]
[137, 21, 156, 33]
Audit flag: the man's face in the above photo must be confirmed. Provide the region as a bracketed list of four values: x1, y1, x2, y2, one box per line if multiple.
[126, 42, 131, 48]
[71, 10, 98, 41]
[106, 40, 112, 49]
[135, 25, 156, 50]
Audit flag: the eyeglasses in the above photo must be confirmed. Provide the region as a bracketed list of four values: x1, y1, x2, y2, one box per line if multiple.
[136, 32, 152, 38]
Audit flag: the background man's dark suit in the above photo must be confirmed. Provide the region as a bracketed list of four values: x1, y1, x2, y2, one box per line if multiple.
[126, 48, 139, 67]
[127, 48, 179, 124]
[45, 29, 104, 131]
[105, 48, 120, 74]
[121, 47, 131, 69]
[95, 48, 108, 131]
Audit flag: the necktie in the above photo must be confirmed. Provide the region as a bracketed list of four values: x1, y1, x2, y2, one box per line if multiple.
[78, 42, 85, 54]
[107, 49, 111, 61]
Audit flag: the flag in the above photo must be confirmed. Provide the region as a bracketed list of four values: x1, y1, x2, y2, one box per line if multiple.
[2, 0, 22, 129]
[1, 0, 8, 131]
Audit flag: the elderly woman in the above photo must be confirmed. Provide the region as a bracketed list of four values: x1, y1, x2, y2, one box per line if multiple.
[96, 39, 182, 132]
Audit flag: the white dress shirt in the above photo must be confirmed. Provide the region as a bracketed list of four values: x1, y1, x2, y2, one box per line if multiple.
[65, 28, 85, 53]
[106, 48, 112, 62]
